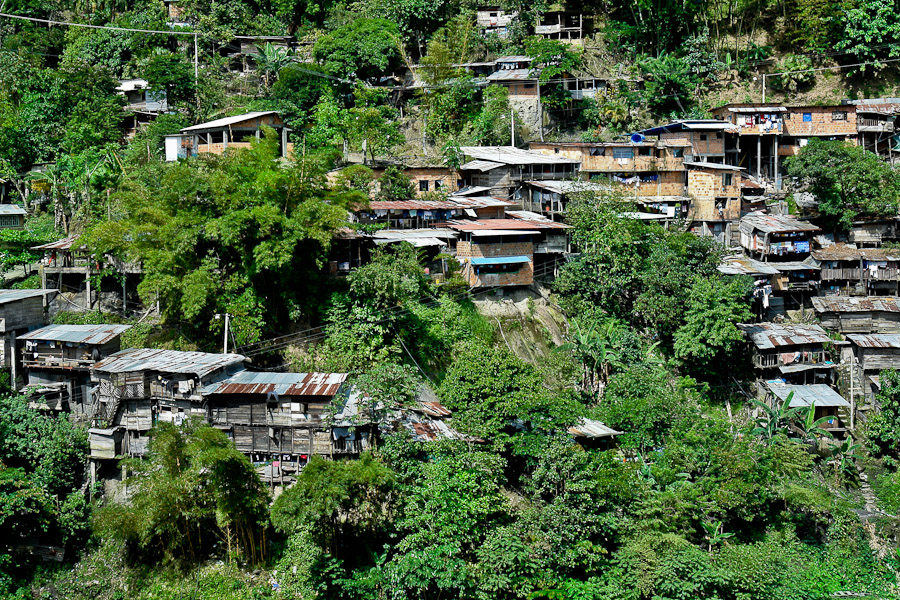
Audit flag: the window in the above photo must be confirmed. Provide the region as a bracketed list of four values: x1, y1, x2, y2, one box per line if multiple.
[0, 215, 19, 228]
[589, 147, 605, 156]
[524, 83, 536, 89]
[554, 148, 560, 153]
[434, 180, 442, 190]
[638, 147, 651, 156]
[457, 179, 464, 188]
[700, 134, 708, 141]
[723, 173, 733, 187]
[419, 180, 429, 192]
[802, 112, 812, 122]
[612, 147, 634, 159]
[783, 112, 791, 120]
[673, 148, 684, 158]
[832, 111, 848, 121]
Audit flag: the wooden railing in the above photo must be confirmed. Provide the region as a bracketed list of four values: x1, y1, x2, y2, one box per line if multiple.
[820, 268, 899, 281]
[857, 117, 895, 131]
[755, 350, 829, 369]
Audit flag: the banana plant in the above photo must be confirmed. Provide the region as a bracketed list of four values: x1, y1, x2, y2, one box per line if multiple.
[830, 439, 862, 485]
[791, 402, 835, 443]
[701, 520, 734, 552]
[750, 393, 804, 441]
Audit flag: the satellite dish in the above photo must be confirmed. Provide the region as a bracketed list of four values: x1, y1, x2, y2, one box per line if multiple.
[630, 133, 645, 144]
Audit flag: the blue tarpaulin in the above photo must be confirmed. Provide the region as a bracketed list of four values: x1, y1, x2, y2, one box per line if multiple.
[470, 256, 530, 266]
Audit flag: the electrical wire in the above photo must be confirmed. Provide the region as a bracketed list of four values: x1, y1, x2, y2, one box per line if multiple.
[0, 12, 197, 35]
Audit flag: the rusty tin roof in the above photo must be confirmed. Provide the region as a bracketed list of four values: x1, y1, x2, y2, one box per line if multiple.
[737, 322, 831, 350]
[811, 296, 900, 314]
[93, 348, 246, 377]
[846, 334, 900, 349]
[202, 371, 348, 396]
[20, 324, 131, 344]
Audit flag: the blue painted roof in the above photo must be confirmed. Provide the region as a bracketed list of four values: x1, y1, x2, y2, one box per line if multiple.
[470, 255, 530, 266]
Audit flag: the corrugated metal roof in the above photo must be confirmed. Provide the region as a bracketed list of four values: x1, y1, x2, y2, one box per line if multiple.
[846, 334, 900, 348]
[727, 106, 788, 113]
[637, 120, 737, 135]
[445, 218, 570, 231]
[526, 180, 609, 194]
[0, 204, 26, 215]
[770, 260, 820, 271]
[202, 371, 348, 396]
[460, 146, 580, 165]
[374, 237, 447, 247]
[812, 244, 900, 261]
[740, 211, 820, 234]
[371, 229, 458, 241]
[93, 348, 246, 377]
[568, 418, 622, 438]
[718, 256, 780, 276]
[486, 69, 536, 81]
[459, 159, 505, 171]
[767, 382, 850, 408]
[495, 55, 533, 62]
[417, 400, 452, 417]
[20, 324, 131, 344]
[811, 296, 900, 314]
[684, 161, 745, 171]
[181, 111, 279, 132]
[33, 236, 81, 250]
[0, 289, 56, 304]
[366, 197, 513, 210]
[737, 322, 831, 350]
[452, 186, 493, 196]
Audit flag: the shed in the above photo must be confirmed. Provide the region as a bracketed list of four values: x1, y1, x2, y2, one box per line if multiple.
[846, 334, 900, 372]
[811, 296, 900, 333]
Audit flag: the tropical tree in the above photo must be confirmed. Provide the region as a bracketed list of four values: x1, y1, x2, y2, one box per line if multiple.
[750, 395, 804, 442]
[248, 42, 297, 91]
[701, 520, 734, 552]
[785, 139, 900, 230]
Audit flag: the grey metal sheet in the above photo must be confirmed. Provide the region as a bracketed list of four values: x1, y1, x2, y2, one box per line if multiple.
[19, 324, 131, 344]
[767, 382, 850, 408]
[846, 334, 900, 348]
[93, 348, 246, 377]
[0, 289, 57, 304]
[181, 111, 278, 132]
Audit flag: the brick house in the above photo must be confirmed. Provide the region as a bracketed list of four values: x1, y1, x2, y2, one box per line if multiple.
[685, 162, 743, 244]
[444, 216, 570, 287]
[710, 103, 858, 186]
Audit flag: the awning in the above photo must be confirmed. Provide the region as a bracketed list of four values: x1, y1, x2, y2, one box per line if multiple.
[779, 364, 835, 374]
[728, 106, 788, 113]
[470, 256, 530, 266]
[373, 237, 447, 247]
[470, 230, 540, 237]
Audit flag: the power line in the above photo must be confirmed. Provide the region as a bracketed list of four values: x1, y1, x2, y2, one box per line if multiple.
[0, 12, 197, 35]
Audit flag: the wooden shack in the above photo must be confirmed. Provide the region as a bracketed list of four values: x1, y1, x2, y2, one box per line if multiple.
[813, 245, 900, 296]
[19, 323, 130, 418]
[739, 211, 820, 261]
[203, 371, 352, 462]
[846, 334, 900, 404]
[457, 146, 580, 201]
[0, 205, 26, 230]
[0, 289, 55, 382]
[811, 296, 900, 334]
[738, 322, 835, 387]
[89, 349, 247, 458]
[764, 381, 851, 436]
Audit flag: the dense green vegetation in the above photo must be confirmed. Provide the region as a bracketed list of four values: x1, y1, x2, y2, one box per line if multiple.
[1, 0, 900, 597]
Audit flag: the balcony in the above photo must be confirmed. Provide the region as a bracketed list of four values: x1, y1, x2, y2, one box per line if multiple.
[857, 117, 895, 133]
[755, 350, 830, 369]
[820, 267, 899, 281]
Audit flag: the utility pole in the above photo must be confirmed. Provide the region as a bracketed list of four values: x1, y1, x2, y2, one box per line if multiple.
[216, 313, 233, 354]
[510, 108, 515, 146]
